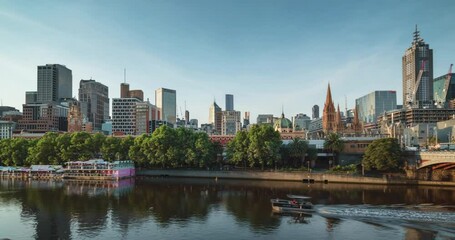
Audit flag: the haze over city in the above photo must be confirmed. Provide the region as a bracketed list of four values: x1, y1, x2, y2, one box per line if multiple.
[1, 0, 454, 123]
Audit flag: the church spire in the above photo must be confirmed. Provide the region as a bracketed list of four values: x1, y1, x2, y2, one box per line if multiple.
[325, 83, 333, 106]
[323, 83, 336, 135]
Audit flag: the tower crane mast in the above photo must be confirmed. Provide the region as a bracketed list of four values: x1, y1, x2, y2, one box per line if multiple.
[441, 64, 453, 106]
[410, 60, 426, 108]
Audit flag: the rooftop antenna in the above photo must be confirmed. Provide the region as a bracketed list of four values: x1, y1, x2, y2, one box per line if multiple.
[413, 24, 422, 44]
[124, 68, 126, 83]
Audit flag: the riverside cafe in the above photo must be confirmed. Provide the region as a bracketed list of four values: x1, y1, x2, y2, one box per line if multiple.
[0, 165, 63, 179]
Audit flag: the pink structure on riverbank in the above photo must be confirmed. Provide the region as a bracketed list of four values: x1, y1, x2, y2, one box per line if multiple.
[64, 159, 135, 180]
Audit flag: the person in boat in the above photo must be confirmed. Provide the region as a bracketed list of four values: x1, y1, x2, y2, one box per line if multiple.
[291, 199, 298, 205]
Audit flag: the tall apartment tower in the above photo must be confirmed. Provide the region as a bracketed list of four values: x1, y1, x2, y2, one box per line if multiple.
[402, 26, 433, 108]
[155, 88, 177, 124]
[37, 64, 72, 103]
[225, 94, 234, 111]
[78, 79, 109, 131]
[312, 105, 319, 119]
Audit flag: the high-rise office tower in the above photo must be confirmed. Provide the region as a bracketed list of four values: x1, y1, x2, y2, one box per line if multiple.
[78, 79, 109, 131]
[209, 101, 222, 134]
[243, 111, 250, 128]
[155, 88, 177, 124]
[185, 110, 190, 123]
[225, 94, 234, 111]
[209, 101, 221, 124]
[312, 105, 319, 119]
[402, 26, 433, 108]
[37, 64, 72, 103]
[120, 83, 130, 98]
[18, 64, 71, 133]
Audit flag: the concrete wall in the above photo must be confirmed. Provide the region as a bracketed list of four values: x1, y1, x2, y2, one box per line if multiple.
[137, 169, 455, 186]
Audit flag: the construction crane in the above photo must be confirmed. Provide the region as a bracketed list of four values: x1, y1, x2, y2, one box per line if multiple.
[441, 64, 453, 107]
[410, 60, 426, 108]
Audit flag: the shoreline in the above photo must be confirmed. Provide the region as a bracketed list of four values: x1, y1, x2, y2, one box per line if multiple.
[137, 169, 455, 187]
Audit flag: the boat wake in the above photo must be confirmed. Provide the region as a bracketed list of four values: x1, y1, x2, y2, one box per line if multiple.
[316, 204, 455, 236]
[317, 204, 455, 223]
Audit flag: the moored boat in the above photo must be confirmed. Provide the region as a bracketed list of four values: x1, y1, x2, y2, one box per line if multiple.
[271, 194, 314, 213]
[63, 159, 135, 180]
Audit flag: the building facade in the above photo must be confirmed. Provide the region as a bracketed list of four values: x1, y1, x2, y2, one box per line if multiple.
[78, 79, 109, 131]
[36, 64, 72, 103]
[257, 114, 274, 125]
[402, 26, 433, 108]
[0, 121, 15, 139]
[355, 91, 397, 124]
[225, 94, 234, 111]
[112, 98, 141, 135]
[155, 88, 176, 124]
[292, 113, 311, 131]
[312, 105, 319, 119]
[221, 110, 241, 135]
[434, 73, 455, 108]
[135, 101, 159, 135]
[16, 103, 69, 133]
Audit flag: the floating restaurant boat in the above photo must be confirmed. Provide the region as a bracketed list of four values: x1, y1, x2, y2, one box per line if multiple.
[271, 194, 314, 213]
[63, 159, 135, 180]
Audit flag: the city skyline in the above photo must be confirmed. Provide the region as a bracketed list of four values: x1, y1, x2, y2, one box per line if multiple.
[1, 1, 455, 123]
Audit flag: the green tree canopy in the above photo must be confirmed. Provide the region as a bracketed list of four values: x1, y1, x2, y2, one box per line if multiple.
[27, 132, 60, 165]
[226, 130, 249, 168]
[362, 138, 403, 171]
[247, 124, 282, 170]
[287, 138, 309, 168]
[323, 133, 344, 166]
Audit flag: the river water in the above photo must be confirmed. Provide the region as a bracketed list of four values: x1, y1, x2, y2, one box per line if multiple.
[1, 177, 455, 240]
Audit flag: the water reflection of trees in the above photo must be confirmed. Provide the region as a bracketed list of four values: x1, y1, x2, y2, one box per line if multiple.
[1, 178, 455, 238]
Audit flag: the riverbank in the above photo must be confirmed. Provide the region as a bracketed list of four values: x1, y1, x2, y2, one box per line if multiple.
[137, 169, 455, 187]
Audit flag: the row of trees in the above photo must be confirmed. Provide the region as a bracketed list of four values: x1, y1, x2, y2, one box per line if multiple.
[0, 126, 222, 168]
[0, 123, 404, 172]
[226, 125, 323, 169]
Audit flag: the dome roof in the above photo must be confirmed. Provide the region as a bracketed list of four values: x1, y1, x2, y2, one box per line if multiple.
[274, 113, 292, 129]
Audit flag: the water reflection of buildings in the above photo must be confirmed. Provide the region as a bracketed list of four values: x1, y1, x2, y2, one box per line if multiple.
[64, 179, 134, 197]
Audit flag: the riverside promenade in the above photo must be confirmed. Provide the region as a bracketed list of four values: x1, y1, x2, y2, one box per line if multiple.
[137, 169, 455, 187]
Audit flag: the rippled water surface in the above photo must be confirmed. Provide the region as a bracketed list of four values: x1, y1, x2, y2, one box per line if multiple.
[1, 177, 455, 240]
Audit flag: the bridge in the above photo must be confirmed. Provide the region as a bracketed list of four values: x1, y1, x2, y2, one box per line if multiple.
[417, 152, 455, 170]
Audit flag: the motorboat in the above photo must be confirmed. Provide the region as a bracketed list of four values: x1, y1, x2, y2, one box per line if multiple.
[271, 194, 314, 213]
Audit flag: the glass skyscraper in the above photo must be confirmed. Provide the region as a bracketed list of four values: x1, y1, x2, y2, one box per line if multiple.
[355, 91, 397, 124]
[155, 88, 177, 124]
[225, 94, 234, 111]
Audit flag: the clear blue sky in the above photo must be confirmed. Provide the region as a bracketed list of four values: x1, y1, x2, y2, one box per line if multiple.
[1, 0, 454, 123]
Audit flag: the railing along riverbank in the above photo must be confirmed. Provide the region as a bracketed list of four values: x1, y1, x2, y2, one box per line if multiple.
[136, 169, 455, 187]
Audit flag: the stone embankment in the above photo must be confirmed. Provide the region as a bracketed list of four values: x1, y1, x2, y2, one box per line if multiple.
[137, 169, 455, 187]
